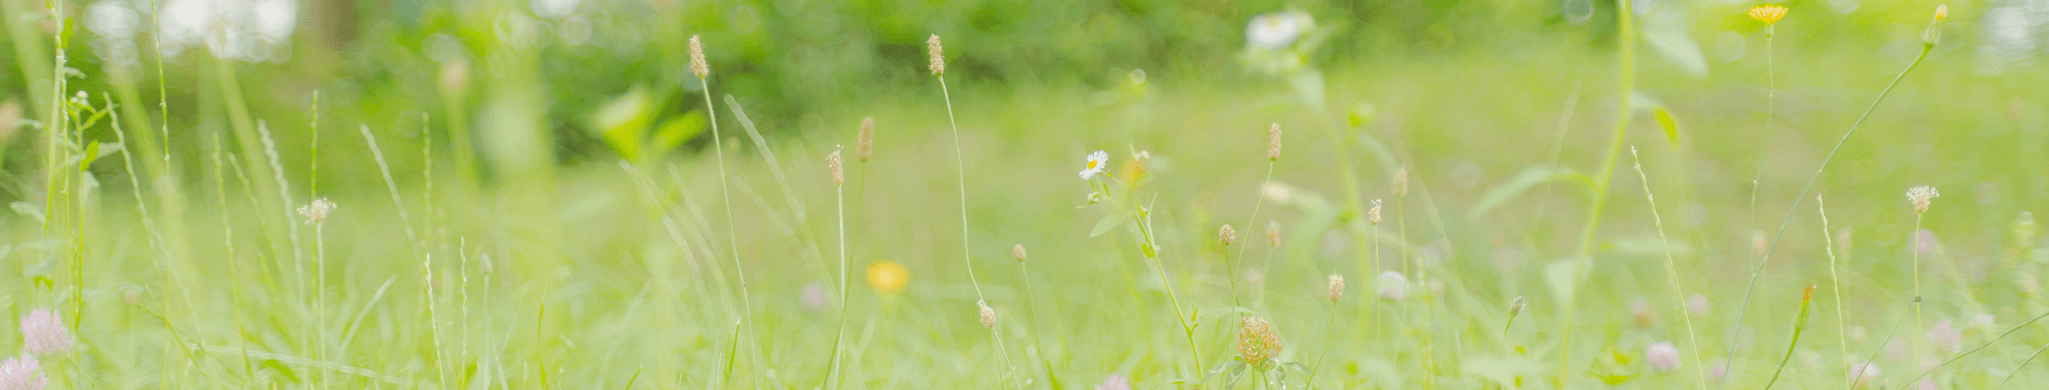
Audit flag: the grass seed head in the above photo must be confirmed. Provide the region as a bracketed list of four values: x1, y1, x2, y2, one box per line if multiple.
[1509, 295, 1527, 316]
[927, 34, 945, 76]
[1266, 123, 1282, 161]
[1392, 166, 1410, 197]
[688, 35, 708, 79]
[977, 300, 996, 328]
[857, 116, 874, 161]
[827, 148, 844, 187]
[1219, 224, 1236, 246]
[1327, 274, 1345, 302]
[1265, 220, 1280, 247]
[1012, 244, 1027, 262]
[1368, 199, 1384, 224]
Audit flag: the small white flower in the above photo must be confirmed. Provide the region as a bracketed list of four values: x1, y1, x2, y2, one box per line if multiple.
[1246, 11, 1313, 49]
[1376, 271, 1407, 300]
[1907, 186, 1939, 213]
[1079, 150, 1109, 180]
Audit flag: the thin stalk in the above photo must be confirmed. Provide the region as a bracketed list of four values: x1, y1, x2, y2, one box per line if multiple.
[1229, 161, 1276, 312]
[1762, 285, 1815, 390]
[1903, 309, 2049, 385]
[1306, 300, 1338, 387]
[1910, 212, 1926, 373]
[699, 75, 758, 385]
[1630, 147, 1707, 390]
[828, 165, 849, 389]
[1850, 300, 1919, 390]
[1560, 0, 1634, 383]
[1725, 43, 1933, 389]
[938, 76, 1017, 388]
[1817, 195, 1851, 390]
[1993, 342, 2049, 389]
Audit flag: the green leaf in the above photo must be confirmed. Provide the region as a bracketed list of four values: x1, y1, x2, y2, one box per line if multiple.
[80, 141, 100, 170]
[9, 202, 44, 224]
[590, 86, 655, 161]
[1654, 107, 1681, 147]
[1642, 15, 1708, 77]
[1466, 166, 1596, 221]
[1545, 259, 1586, 305]
[1089, 214, 1125, 238]
[649, 111, 707, 158]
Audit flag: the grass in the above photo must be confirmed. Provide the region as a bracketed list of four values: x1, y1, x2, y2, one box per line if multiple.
[4, 1, 2049, 389]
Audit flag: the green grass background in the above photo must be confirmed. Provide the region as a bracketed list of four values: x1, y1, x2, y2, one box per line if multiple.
[2, 0, 2048, 388]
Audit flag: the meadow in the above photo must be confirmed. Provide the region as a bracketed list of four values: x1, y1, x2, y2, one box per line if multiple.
[2, 0, 2049, 388]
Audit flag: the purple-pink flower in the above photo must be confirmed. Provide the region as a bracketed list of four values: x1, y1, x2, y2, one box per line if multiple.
[1647, 341, 1680, 372]
[0, 353, 47, 390]
[1095, 372, 1130, 390]
[18, 310, 69, 356]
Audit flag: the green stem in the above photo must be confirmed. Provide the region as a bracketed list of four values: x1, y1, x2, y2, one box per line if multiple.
[1560, 0, 1634, 384]
[1725, 43, 1933, 389]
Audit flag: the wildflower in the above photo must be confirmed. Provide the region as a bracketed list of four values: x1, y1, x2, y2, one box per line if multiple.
[977, 300, 996, 328]
[857, 116, 874, 161]
[1647, 341, 1680, 372]
[439, 58, 469, 96]
[1368, 199, 1383, 224]
[1376, 271, 1407, 300]
[866, 260, 909, 295]
[1237, 316, 1282, 370]
[799, 282, 829, 312]
[1751, 230, 1769, 257]
[1265, 220, 1281, 247]
[0, 100, 17, 142]
[1327, 275, 1345, 301]
[1849, 362, 1881, 388]
[1709, 361, 1729, 382]
[298, 198, 336, 225]
[1266, 123, 1282, 161]
[1262, 182, 1293, 203]
[1120, 153, 1148, 182]
[1392, 166, 1410, 198]
[1508, 296, 1527, 316]
[1907, 186, 1939, 214]
[1972, 313, 1996, 328]
[1079, 151, 1109, 180]
[1095, 373, 1131, 390]
[1628, 297, 1656, 326]
[827, 148, 844, 187]
[1245, 11, 1312, 49]
[1928, 320, 1961, 353]
[688, 35, 708, 79]
[1012, 244, 1027, 262]
[1687, 293, 1711, 315]
[0, 354, 46, 390]
[927, 34, 945, 76]
[1746, 5, 1787, 24]
[1219, 224, 1237, 246]
[20, 310, 71, 356]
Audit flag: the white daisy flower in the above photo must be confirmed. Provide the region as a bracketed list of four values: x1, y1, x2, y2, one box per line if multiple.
[1246, 11, 1313, 49]
[1079, 150, 1109, 180]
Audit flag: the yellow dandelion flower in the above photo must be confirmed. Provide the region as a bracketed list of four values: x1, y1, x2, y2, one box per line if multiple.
[867, 260, 910, 294]
[1747, 5, 1787, 24]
